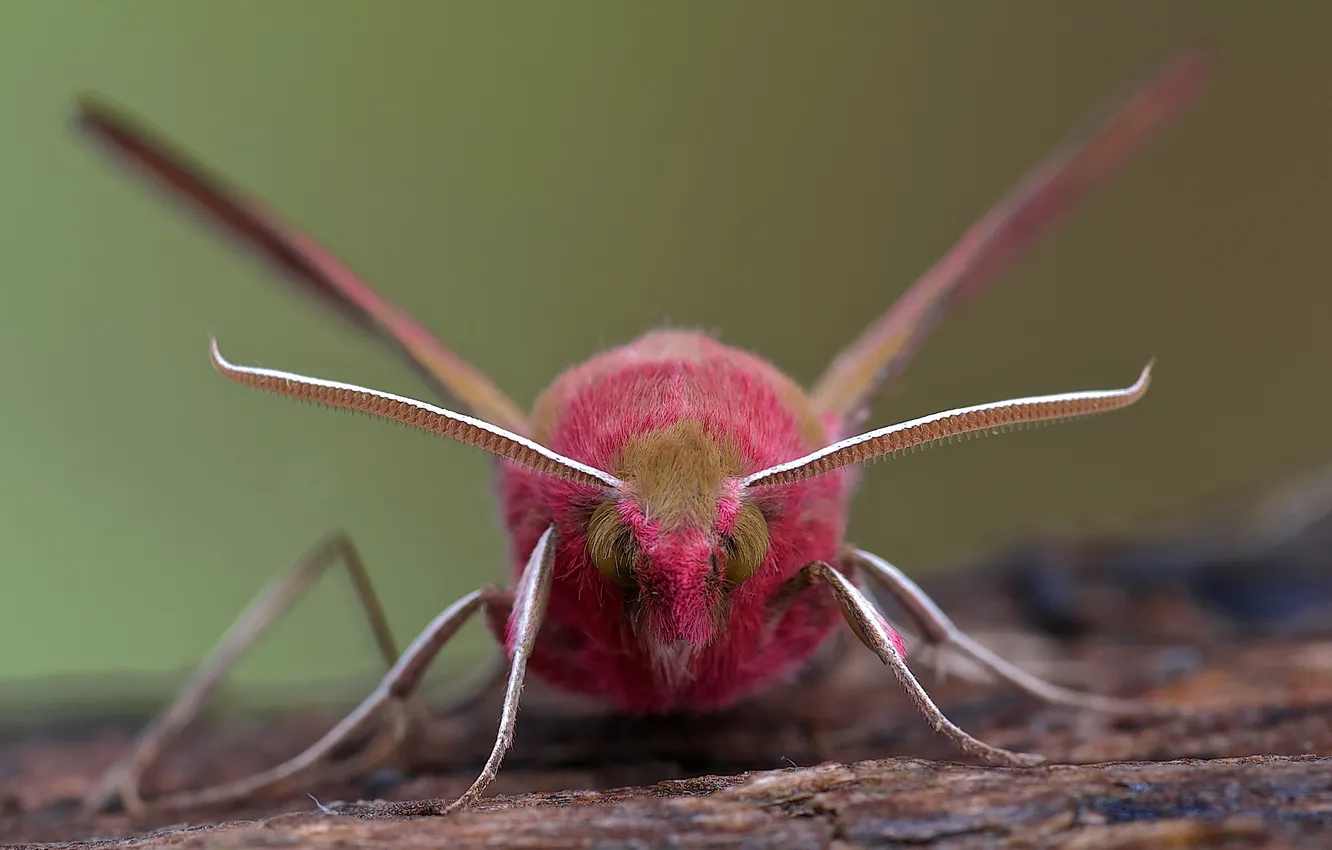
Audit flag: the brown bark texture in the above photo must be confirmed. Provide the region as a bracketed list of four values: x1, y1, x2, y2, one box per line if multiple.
[4, 469, 1332, 847]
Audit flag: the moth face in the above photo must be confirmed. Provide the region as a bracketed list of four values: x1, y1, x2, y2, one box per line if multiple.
[582, 418, 773, 682]
[585, 497, 771, 650]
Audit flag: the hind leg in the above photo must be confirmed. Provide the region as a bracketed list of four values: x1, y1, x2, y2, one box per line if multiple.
[850, 548, 1158, 715]
[83, 532, 408, 815]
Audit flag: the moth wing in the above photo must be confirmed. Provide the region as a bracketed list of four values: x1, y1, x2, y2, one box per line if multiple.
[76, 95, 530, 436]
[810, 47, 1212, 433]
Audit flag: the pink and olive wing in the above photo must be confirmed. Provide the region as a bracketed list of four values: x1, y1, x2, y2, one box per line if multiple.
[810, 47, 1212, 430]
[76, 95, 530, 436]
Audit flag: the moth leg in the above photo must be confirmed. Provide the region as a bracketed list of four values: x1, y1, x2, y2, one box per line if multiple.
[373, 525, 558, 817]
[82, 531, 408, 817]
[850, 548, 1157, 716]
[133, 585, 492, 813]
[811, 561, 1044, 767]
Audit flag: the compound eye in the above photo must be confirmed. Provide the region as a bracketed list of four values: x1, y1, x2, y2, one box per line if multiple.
[722, 502, 770, 585]
[587, 501, 637, 587]
[591, 541, 636, 587]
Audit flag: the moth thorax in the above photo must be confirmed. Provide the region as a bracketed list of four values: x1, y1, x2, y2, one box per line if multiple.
[615, 419, 742, 527]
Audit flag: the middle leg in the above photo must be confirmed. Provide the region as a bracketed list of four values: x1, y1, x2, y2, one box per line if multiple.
[851, 547, 1157, 715]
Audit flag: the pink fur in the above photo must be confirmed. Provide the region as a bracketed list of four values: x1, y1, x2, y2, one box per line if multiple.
[489, 330, 895, 714]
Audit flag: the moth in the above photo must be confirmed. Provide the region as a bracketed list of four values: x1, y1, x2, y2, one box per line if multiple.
[75, 48, 1209, 817]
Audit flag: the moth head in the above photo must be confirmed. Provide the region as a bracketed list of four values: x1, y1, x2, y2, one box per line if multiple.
[583, 420, 772, 660]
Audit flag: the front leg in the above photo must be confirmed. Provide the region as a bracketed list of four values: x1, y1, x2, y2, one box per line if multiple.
[808, 560, 1044, 767]
[367, 525, 558, 817]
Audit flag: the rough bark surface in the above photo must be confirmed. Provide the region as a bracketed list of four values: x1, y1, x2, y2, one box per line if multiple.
[5, 472, 1332, 847]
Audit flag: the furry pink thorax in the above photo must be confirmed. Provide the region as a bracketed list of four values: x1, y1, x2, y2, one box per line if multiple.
[488, 330, 866, 713]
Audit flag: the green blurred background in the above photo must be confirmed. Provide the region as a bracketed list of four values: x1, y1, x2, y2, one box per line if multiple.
[2, 2, 1329, 707]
